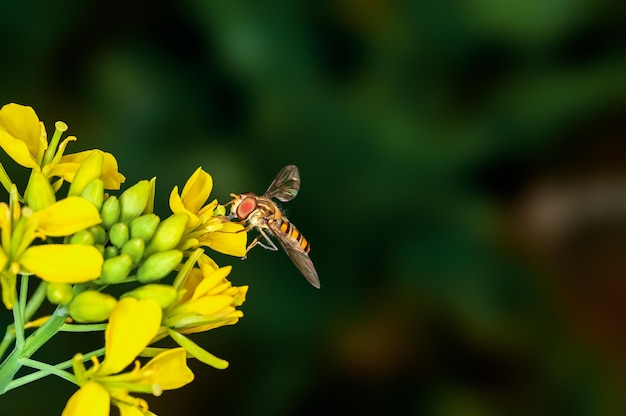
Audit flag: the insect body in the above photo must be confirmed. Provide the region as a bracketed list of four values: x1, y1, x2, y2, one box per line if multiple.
[229, 165, 320, 288]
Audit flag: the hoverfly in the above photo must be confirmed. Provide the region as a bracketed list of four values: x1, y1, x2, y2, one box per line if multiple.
[228, 165, 320, 288]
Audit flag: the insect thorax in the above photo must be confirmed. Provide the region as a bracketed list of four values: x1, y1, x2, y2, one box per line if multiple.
[246, 197, 281, 226]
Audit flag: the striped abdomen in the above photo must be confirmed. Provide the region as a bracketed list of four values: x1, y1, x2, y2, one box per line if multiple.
[274, 217, 311, 253]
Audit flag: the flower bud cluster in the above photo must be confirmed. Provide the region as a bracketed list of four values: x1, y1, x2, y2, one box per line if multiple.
[67, 177, 192, 322]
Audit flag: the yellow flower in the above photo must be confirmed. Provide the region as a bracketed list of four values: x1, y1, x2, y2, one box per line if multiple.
[157, 252, 247, 369]
[0, 103, 125, 190]
[170, 167, 247, 257]
[166, 254, 247, 334]
[0, 188, 103, 309]
[64, 298, 194, 416]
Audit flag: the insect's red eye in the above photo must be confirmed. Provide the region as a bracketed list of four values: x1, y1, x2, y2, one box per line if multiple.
[236, 197, 257, 220]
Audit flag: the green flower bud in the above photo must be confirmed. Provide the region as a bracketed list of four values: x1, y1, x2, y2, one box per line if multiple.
[99, 254, 134, 283]
[70, 229, 96, 246]
[144, 214, 188, 257]
[109, 222, 129, 249]
[68, 290, 117, 323]
[101, 196, 120, 228]
[24, 170, 56, 211]
[46, 282, 73, 305]
[137, 250, 183, 283]
[129, 214, 160, 241]
[121, 237, 145, 264]
[213, 205, 226, 217]
[119, 180, 150, 223]
[95, 244, 105, 255]
[144, 177, 156, 214]
[104, 245, 119, 259]
[81, 179, 104, 209]
[68, 151, 104, 197]
[121, 284, 178, 309]
[89, 226, 107, 244]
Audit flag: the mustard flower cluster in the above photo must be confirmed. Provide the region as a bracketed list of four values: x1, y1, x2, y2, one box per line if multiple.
[0, 104, 249, 416]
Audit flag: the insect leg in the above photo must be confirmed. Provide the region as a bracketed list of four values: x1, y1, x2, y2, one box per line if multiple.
[244, 229, 278, 259]
[256, 228, 279, 251]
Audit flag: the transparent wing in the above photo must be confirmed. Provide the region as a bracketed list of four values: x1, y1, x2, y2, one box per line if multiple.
[264, 165, 301, 202]
[268, 223, 320, 288]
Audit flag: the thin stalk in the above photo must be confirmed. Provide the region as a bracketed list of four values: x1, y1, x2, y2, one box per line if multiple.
[4, 358, 75, 392]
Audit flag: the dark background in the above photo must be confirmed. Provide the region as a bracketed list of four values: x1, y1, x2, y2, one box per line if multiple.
[1, 0, 625, 415]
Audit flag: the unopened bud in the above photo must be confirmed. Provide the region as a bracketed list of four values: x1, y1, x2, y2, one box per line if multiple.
[95, 244, 105, 255]
[46, 282, 73, 305]
[99, 254, 134, 283]
[119, 180, 150, 223]
[122, 284, 178, 309]
[70, 230, 96, 246]
[104, 245, 119, 259]
[100, 196, 120, 228]
[81, 179, 104, 209]
[109, 222, 129, 249]
[89, 226, 107, 244]
[68, 151, 104, 197]
[68, 290, 117, 323]
[137, 250, 183, 283]
[121, 238, 145, 264]
[25, 171, 56, 211]
[129, 214, 160, 241]
[144, 214, 188, 256]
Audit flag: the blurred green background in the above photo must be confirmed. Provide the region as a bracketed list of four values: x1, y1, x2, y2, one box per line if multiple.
[1, 0, 625, 414]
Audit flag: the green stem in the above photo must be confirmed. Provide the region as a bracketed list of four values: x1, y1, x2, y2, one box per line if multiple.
[6, 346, 105, 393]
[55, 347, 105, 371]
[0, 282, 89, 393]
[24, 280, 47, 322]
[0, 326, 15, 362]
[12, 277, 26, 348]
[60, 323, 107, 332]
[4, 358, 76, 392]
[0, 163, 13, 195]
[0, 281, 46, 361]
[0, 305, 69, 393]
[4, 369, 54, 392]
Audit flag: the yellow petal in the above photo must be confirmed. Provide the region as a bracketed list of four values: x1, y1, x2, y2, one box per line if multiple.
[192, 266, 232, 300]
[20, 245, 103, 283]
[137, 348, 194, 390]
[0, 247, 8, 271]
[188, 295, 234, 316]
[62, 381, 110, 416]
[0, 103, 44, 160]
[24, 315, 62, 329]
[176, 313, 243, 335]
[30, 196, 102, 236]
[198, 254, 219, 271]
[1, 270, 16, 309]
[176, 268, 203, 304]
[0, 128, 39, 168]
[117, 402, 152, 416]
[199, 222, 247, 257]
[99, 298, 162, 375]
[181, 168, 213, 214]
[169, 186, 200, 228]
